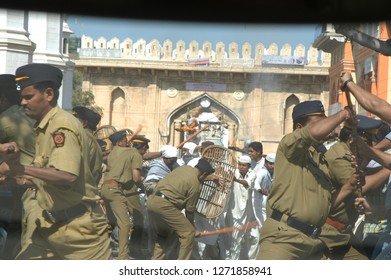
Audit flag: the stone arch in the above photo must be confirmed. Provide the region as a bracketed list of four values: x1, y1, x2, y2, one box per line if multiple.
[81, 35, 93, 49]
[167, 93, 241, 147]
[175, 40, 186, 60]
[133, 38, 146, 58]
[242, 42, 251, 59]
[280, 43, 292, 56]
[110, 87, 126, 128]
[96, 36, 107, 49]
[188, 40, 199, 59]
[228, 42, 239, 59]
[108, 37, 120, 49]
[215, 42, 226, 64]
[284, 94, 299, 135]
[202, 41, 212, 59]
[255, 43, 265, 65]
[121, 38, 132, 57]
[163, 39, 172, 60]
[268, 43, 278, 55]
[294, 44, 306, 57]
[148, 39, 160, 58]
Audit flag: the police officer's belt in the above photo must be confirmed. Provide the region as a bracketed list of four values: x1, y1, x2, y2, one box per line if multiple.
[104, 179, 121, 187]
[42, 203, 88, 224]
[154, 190, 180, 208]
[325, 217, 353, 233]
[155, 191, 170, 201]
[270, 209, 321, 238]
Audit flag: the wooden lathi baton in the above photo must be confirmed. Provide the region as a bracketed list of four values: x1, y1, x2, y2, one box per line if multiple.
[344, 87, 364, 198]
[197, 220, 259, 237]
[176, 124, 209, 149]
[127, 124, 143, 142]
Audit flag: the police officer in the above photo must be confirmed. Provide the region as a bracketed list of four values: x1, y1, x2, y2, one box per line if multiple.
[100, 130, 145, 259]
[72, 106, 103, 186]
[147, 158, 215, 260]
[257, 100, 355, 260]
[320, 115, 388, 259]
[1, 63, 112, 259]
[129, 135, 150, 258]
[0, 74, 35, 259]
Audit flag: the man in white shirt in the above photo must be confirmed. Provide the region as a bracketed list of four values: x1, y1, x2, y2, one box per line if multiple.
[226, 155, 256, 259]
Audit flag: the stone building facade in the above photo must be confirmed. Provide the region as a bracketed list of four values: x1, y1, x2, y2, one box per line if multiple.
[75, 36, 331, 154]
[0, 9, 74, 111]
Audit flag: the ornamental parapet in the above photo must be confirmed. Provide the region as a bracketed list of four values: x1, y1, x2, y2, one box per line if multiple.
[76, 35, 330, 68]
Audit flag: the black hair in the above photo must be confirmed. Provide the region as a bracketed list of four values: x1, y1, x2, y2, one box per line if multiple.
[248, 141, 263, 153]
[293, 116, 309, 130]
[339, 127, 352, 142]
[34, 81, 60, 101]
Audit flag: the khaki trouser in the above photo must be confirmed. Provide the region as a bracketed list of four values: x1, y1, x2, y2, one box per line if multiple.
[20, 189, 40, 250]
[147, 194, 195, 260]
[319, 223, 368, 260]
[15, 203, 112, 260]
[257, 218, 326, 260]
[100, 183, 132, 259]
[122, 188, 145, 256]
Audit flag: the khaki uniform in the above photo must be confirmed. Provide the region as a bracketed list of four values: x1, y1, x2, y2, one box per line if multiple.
[100, 145, 143, 259]
[257, 126, 332, 259]
[147, 165, 201, 260]
[85, 128, 103, 186]
[0, 105, 35, 259]
[320, 141, 368, 259]
[15, 106, 111, 260]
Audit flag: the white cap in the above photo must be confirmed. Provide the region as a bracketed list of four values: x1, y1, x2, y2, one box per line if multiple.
[238, 155, 251, 164]
[265, 153, 276, 163]
[161, 145, 178, 158]
[183, 142, 197, 155]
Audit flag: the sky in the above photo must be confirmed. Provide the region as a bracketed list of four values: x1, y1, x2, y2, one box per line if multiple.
[67, 15, 320, 51]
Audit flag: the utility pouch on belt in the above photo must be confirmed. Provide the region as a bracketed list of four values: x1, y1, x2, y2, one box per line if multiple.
[42, 203, 88, 224]
[121, 180, 135, 190]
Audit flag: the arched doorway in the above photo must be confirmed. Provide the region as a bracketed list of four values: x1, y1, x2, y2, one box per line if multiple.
[167, 93, 240, 147]
[110, 87, 126, 128]
[284, 95, 299, 135]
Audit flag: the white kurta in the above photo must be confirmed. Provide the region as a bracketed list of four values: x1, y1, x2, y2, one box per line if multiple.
[225, 168, 256, 259]
[252, 165, 273, 225]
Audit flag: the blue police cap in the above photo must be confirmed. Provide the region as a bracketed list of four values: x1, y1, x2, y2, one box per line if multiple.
[0, 74, 19, 101]
[345, 115, 383, 134]
[15, 63, 63, 89]
[108, 130, 127, 144]
[132, 135, 150, 144]
[195, 158, 215, 174]
[132, 135, 150, 149]
[96, 138, 107, 151]
[292, 100, 325, 122]
[72, 106, 101, 129]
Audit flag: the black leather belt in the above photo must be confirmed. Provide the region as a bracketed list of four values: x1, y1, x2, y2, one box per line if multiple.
[154, 191, 181, 209]
[42, 203, 88, 224]
[270, 209, 321, 238]
[155, 191, 169, 201]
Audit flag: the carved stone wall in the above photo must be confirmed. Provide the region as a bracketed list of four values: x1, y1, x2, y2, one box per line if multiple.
[75, 62, 329, 154]
[75, 36, 331, 154]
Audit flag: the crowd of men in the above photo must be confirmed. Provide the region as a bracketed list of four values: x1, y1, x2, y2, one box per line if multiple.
[0, 63, 391, 260]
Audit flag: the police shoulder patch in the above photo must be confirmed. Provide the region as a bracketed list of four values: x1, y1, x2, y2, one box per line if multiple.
[52, 131, 65, 147]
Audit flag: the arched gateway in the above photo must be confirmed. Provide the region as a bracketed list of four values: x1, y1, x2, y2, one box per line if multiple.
[168, 93, 241, 147]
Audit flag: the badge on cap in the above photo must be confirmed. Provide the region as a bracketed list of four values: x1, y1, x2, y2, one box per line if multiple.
[52, 131, 65, 147]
